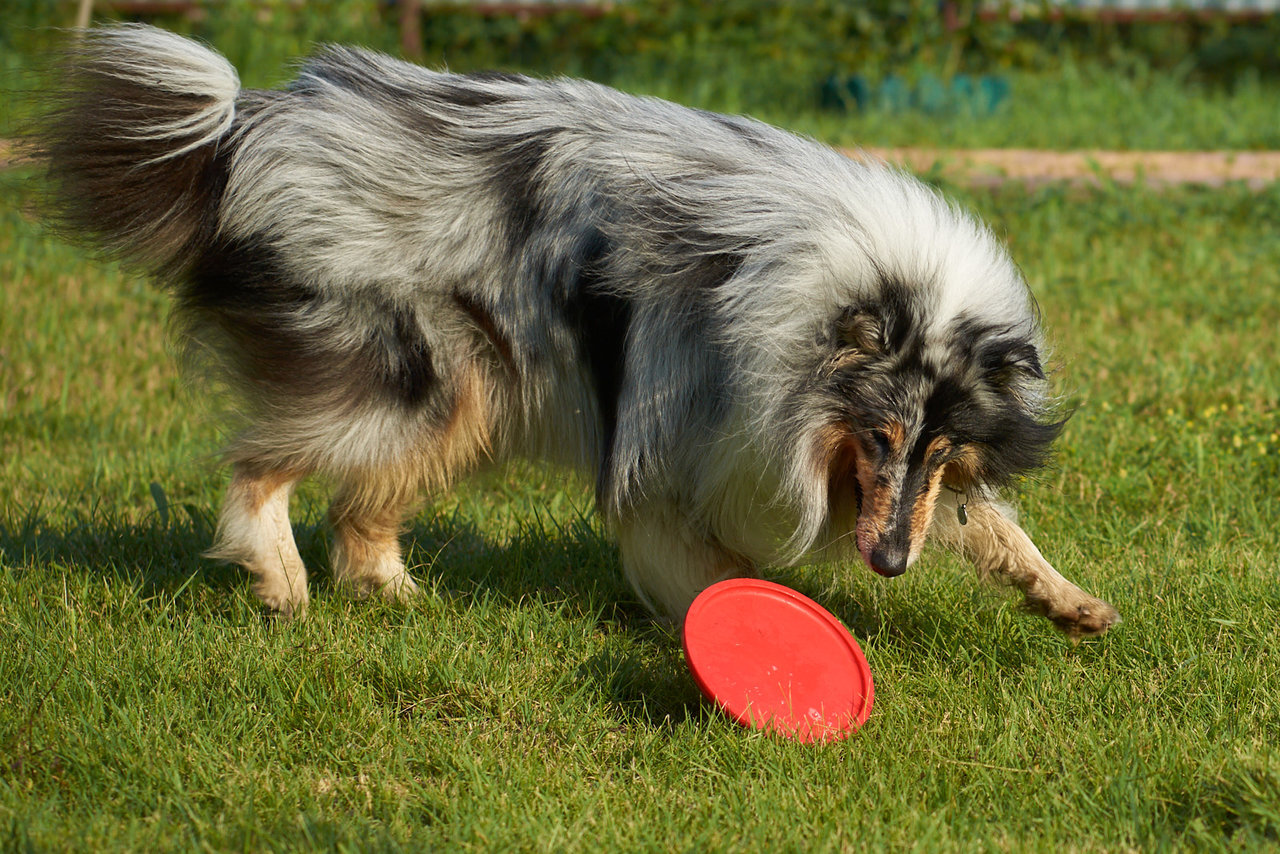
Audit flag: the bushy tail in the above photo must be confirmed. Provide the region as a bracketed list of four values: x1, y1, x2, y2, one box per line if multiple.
[27, 24, 240, 273]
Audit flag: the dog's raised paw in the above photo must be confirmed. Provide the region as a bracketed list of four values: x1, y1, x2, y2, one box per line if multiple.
[1046, 596, 1121, 641]
[1021, 588, 1120, 641]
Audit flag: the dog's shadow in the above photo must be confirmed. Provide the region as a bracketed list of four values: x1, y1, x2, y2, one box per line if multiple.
[0, 500, 709, 728]
[396, 511, 708, 729]
[0, 497, 629, 613]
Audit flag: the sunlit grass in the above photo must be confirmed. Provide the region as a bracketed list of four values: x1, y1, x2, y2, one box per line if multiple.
[3, 170, 1279, 848]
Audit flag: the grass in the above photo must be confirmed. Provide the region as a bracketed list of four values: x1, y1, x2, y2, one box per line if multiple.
[613, 60, 1280, 152]
[3, 150, 1280, 849]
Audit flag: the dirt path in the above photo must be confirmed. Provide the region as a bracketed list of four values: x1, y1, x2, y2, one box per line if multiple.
[852, 148, 1280, 189]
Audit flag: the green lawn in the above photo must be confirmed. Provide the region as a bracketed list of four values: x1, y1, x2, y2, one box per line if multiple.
[3, 167, 1279, 848]
[624, 61, 1280, 152]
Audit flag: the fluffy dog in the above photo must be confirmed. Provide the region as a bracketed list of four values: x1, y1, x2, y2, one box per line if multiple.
[30, 25, 1118, 637]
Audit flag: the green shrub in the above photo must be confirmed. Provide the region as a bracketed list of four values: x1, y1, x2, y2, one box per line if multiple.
[6, 0, 1278, 97]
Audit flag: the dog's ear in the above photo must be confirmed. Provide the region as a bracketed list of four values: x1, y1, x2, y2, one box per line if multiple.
[834, 307, 883, 355]
[984, 341, 1045, 387]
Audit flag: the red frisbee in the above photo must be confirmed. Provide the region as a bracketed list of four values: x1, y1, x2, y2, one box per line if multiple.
[682, 579, 873, 742]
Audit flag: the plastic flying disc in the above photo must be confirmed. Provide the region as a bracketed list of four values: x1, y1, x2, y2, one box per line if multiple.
[682, 579, 873, 742]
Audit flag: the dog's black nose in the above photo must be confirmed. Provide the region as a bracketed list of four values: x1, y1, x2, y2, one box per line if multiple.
[869, 545, 908, 578]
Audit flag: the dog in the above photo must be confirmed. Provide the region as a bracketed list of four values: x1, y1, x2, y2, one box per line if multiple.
[28, 24, 1119, 637]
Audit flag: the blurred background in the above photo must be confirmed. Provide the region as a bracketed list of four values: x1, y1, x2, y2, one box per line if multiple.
[3, 0, 1279, 151]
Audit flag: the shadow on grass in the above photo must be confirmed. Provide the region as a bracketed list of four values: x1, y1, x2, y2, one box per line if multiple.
[0, 499, 232, 597]
[1153, 758, 1280, 846]
[399, 509, 643, 623]
[0, 500, 639, 617]
[580, 633, 705, 729]
[0, 500, 708, 727]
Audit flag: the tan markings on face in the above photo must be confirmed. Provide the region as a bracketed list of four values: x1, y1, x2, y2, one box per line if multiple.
[880, 435, 955, 557]
[942, 446, 983, 490]
[854, 420, 911, 551]
[853, 449, 894, 555]
[813, 422, 862, 540]
[883, 420, 907, 456]
[907, 463, 948, 559]
[811, 422, 848, 480]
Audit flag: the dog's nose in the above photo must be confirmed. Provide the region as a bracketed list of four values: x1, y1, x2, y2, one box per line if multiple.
[869, 545, 909, 578]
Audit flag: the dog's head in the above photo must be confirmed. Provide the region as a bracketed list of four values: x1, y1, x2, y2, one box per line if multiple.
[809, 279, 1066, 577]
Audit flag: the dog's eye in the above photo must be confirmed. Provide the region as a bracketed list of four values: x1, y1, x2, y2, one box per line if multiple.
[869, 430, 893, 460]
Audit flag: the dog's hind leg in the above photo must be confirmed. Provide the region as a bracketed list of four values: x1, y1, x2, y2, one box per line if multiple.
[206, 464, 310, 617]
[614, 503, 754, 623]
[327, 473, 421, 604]
[323, 363, 496, 604]
[930, 494, 1120, 640]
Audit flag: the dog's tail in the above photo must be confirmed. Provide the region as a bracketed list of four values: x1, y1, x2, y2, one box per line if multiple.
[27, 25, 239, 274]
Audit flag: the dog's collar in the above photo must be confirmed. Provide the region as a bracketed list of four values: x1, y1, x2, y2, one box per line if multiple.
[944, 484, 969, 525]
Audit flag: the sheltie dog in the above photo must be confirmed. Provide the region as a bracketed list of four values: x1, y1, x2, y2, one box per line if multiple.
[28, 25, 1118, 637]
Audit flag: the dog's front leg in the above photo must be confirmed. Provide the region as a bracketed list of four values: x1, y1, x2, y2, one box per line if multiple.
[614, 503, 754, 623]
[206, 464, 310, 617]
[930, 493, 1120, 639]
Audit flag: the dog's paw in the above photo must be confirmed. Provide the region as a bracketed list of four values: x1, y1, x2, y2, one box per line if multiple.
[1025, 591, 1121, 641]
[252, 581, 309, 619]
[337, 570, 420, 605]
[379, 572, 420, 605]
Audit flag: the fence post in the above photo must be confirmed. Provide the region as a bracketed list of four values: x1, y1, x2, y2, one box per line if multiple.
[401, 0, 423, 60]
[76, 0, 95, 29]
